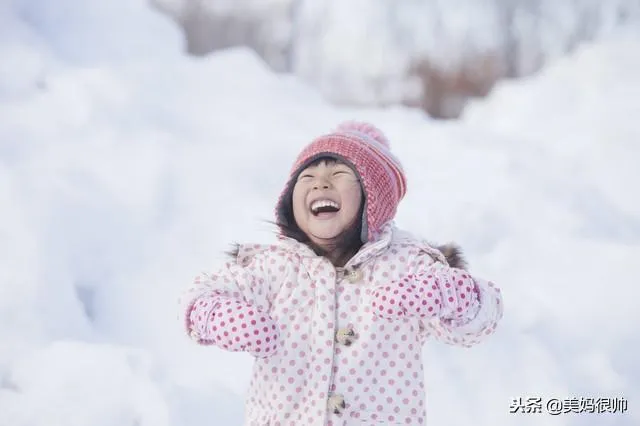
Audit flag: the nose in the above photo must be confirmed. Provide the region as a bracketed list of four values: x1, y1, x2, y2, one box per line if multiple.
[312, 177, 332, 190]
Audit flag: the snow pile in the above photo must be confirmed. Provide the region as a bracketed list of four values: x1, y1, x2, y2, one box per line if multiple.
[464, 27, 640, 236]
[151, 0, 640, 117]
[1, 0, 639, 425]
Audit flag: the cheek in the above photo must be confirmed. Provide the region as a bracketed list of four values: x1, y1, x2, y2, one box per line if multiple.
[340, 185, 363, 219]
[291, 186, 307, 219]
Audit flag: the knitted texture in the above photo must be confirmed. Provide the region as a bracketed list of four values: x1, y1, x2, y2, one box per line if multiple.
[276, 121, 407, 242]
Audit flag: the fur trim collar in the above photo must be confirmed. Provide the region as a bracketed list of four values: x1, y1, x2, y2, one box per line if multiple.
[226, 227, 468, 271]
[434, 243, 467, 270]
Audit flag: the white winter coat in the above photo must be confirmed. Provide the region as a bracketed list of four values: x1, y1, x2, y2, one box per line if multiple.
[179, 223, 504, 426]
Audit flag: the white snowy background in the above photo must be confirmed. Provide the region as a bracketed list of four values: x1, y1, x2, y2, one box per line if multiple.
[1, 1, 639, 426]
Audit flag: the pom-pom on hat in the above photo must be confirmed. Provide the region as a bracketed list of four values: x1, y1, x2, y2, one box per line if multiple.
[275, 121, 407, 243]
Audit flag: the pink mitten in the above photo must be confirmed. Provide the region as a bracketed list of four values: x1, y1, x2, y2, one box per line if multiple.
[371, 265, 480, 324]
[188, 295, 280, 358]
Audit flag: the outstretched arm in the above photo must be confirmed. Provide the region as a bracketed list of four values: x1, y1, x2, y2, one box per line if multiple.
[372, 249, 503, 348]
[178, 245, 284, 357]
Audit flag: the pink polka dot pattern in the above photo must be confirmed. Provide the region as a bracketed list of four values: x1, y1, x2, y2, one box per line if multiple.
[179, 224, 504, 426]
[187, 295, 280, 358]
[371, 265, 480, 326]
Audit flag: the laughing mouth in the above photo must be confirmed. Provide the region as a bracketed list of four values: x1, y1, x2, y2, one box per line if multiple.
[310, 199, 340, 216]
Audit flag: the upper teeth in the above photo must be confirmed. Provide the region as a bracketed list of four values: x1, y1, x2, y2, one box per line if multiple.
[311, 199, 339, 212]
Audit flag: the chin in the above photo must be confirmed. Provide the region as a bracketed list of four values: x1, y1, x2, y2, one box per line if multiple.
[308, 225, 345, 241]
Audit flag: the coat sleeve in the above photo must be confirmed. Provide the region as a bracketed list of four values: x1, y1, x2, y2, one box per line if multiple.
[177, 246, 283, 345]
[413, 247, 504, 348]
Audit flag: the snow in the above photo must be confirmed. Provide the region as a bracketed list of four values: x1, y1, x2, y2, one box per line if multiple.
[1, 1, 639, 426]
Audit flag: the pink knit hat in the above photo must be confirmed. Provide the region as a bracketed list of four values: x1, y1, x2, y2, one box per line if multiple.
[275, 121, 407, 243]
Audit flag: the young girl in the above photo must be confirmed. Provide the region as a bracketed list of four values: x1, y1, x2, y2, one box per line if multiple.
[178, 121, 504, 426]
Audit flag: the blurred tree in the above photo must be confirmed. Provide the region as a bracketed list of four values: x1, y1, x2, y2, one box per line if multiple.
[151, 0, 640, 119]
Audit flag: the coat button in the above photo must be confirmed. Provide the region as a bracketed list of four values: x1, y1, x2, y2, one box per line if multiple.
[328, 393, 346, 415]
[335, 327, 356, 346]
[346, 268, 363, 284]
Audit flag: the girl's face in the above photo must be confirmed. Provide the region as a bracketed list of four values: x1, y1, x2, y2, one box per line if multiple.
[292, 160, 363, 249]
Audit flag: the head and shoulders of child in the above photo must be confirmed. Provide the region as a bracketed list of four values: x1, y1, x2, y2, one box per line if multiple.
[227, 121, 467, 271]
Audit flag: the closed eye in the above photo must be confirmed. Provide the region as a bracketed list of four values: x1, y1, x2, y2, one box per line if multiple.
[334, 169, 356, 178]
